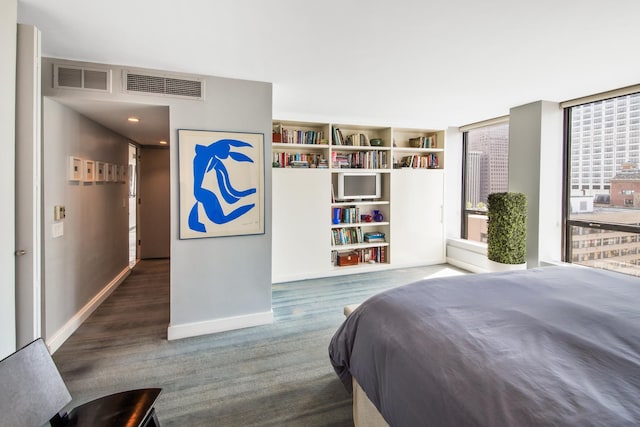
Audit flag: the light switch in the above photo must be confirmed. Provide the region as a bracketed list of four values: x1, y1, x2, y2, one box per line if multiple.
[54, 205, 66, 221]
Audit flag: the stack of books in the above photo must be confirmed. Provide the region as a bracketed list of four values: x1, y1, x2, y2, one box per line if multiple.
[332, 154, 350, 168]
[364, 232, 385, 243]
[290, 160, 309, 168]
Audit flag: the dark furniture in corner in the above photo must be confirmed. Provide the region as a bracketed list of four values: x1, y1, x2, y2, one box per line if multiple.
[0, 338, 162, 427]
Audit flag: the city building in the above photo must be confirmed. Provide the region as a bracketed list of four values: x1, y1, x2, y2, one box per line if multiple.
[569, 93, 640, 197]
[465, 124, 509, 208]
[610, 162, 640, 208]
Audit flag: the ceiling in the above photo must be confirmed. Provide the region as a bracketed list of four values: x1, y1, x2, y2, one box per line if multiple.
[55, 98, 170, 146]
[17, 0, 640, 144]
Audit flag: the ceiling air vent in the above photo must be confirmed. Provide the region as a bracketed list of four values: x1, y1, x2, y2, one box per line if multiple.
[125, 72, 204, 100]
[53, 64, 111, 92]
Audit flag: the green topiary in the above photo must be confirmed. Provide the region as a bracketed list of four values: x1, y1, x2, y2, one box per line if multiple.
[487, 192, 527, 264]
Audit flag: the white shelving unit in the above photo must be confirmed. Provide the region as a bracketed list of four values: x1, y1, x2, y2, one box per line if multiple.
[271, 120, 446, 283]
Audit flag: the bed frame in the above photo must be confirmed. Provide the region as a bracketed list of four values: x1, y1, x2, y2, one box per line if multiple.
[353, 378, 388, 427]
[345, 304, 389, 427]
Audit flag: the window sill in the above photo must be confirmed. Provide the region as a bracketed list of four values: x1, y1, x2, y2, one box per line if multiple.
[446, 238, 487, 255]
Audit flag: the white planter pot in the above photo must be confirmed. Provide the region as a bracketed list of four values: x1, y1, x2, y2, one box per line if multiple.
[487, 259, 527, 272]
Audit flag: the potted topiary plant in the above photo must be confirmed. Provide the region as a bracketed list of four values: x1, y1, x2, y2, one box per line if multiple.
[487, 192, 527, 271]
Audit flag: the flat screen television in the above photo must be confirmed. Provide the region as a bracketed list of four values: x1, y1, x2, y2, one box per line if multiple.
[333, 172, 381, 200]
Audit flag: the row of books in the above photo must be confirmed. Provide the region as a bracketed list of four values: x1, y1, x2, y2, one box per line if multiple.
[344, 133, 369, 146]
[332, 246, 387, 265]
[332, 227, 362, 246]
[272, 125, 327, 145]
[332, 128, 375, 146]
[332, 228, 386, 246]
[408, 135, 437, 149]
[333, 207, 361, 224]
[399, 154, 440, 169]
[331, 151, 389, 169]
[272, 153, 327, 168]
[332, 127, 346, 145]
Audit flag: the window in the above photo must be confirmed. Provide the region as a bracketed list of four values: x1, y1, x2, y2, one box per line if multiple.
[564, 92, 640, 277]
[461, 122, 509, 243]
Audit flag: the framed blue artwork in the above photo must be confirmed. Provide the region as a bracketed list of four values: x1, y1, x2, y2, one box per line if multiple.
[178, 129, 264, 239]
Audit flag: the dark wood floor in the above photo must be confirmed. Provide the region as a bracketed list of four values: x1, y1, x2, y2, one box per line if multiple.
[52, 259, 466, 426]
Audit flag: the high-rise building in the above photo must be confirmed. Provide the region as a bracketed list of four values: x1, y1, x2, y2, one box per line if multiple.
[569, 93, 640, 197]
[466, 151, 482, 208]
[466, 124, 509, 208]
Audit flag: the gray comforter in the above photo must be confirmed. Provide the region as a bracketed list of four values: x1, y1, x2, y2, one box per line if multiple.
[329, 266, 640, 426]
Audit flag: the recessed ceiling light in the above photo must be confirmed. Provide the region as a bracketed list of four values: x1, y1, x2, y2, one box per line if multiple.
[159, 140, 168, 145]
[127, 117, 140, 123]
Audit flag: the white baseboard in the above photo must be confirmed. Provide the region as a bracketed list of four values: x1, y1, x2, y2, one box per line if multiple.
[47, 266, 131, 354]
[167, 310, 273, 341]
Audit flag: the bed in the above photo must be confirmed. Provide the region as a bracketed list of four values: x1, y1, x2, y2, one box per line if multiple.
[328, 266, 640, 426]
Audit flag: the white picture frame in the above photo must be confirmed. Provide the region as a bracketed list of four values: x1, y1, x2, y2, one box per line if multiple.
[178, 129, 265, 239]
[83, 159, 95, 182]
[69, 156, 82, 181]
[106, 163, 114, 182]
[95, 161, 106, 182]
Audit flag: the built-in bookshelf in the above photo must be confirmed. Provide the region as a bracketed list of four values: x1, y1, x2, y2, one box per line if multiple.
[272, 121, 330, 168]
[271, 120, 445, 282]
[330, 199, 391, 269]
[392, 128, 445, 170]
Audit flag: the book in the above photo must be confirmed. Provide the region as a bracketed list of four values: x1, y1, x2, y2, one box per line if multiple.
[364, 231, 385, 238]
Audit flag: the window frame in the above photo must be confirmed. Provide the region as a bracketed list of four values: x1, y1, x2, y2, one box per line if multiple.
[562, 94, 640, 269]
[459, 117, 509, 242]
[460, 131, 490, 240]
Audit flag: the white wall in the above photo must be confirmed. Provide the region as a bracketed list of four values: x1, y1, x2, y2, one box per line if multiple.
[444, 126, 462, 239]
[509, 101, 563, 267]
[0, 0, 17, 358]
[537, 102, 564, 263]
[42, 99, 130, 349]
[15, 24, 42, 349]
[41, 58, 273, 342]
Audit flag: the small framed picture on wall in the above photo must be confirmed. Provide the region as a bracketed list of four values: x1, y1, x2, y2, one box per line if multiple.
[69, 156, 82, 181]
[84, 159, 95, 182]
[96, 161, 106, 182]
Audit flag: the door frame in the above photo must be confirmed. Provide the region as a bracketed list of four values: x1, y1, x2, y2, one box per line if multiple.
[15, 24, 42, 348]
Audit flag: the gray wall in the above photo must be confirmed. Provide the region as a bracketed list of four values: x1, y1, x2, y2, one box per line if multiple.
[0, 0, 17, 358]
[168, 77, 273, 334]
[42, 98, 129, 339]
[139, 146, 170, 259]
[41, 58, 273, 341]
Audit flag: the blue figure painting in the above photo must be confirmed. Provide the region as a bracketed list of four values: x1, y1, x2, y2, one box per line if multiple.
[188, 138, 257, 233]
